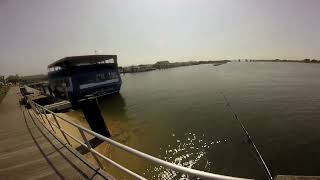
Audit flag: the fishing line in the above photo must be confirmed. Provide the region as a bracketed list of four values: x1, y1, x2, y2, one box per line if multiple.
[220, 92, 273, 180]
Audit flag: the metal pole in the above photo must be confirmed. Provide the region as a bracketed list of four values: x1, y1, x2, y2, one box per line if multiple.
[29, 101, 35, 113]
[40, 107, 48, 125]
[36, 106, 46, 124]
[52, 112, 71, 146]
[35, 104, 46, 124]
[30, 102, 39, 118]
[32, 102, 39, 115]
[78, 127, 103, 169]
[45, 112, 56, 133]
[31, 101, 36, 114]
[43, 108, 48, 120]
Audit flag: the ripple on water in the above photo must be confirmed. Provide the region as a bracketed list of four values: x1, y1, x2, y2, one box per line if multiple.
[147, 132, 229, 180]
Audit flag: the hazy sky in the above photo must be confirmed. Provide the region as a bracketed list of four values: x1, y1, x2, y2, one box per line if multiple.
[1, 0, 320, 76]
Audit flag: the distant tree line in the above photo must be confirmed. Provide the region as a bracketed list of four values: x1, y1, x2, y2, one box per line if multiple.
[119, 60, 231, 73]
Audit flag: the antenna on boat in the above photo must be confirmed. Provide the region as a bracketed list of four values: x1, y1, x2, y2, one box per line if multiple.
[220, 92, 273, 180]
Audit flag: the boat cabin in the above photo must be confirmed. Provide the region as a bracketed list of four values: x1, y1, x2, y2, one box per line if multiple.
[47, 55, 122, 102]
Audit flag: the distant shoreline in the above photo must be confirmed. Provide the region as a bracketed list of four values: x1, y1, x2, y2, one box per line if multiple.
[119, 60, 230, 73]
[239, 59, 320, 64]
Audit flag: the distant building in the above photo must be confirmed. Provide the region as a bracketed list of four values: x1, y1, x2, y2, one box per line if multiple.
[138, 64, 156, 72]
[154, 61, 170, 69]
[123, 66, 139, 73]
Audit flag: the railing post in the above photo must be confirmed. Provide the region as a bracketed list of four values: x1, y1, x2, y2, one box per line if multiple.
[78, 127, 103, 169]
[32, 103, 39, 115]
[36, 104, 55, 133]
[35, 104, 46, 124]
[45, 111, 56, 133]
[52, 112, 71, 146]
[43, 108, 49, 120]
[30, 101, 37, 114]
[31, 102, 37, 113]
[39, 106, 47, 125]
[29, 101, 35, 112]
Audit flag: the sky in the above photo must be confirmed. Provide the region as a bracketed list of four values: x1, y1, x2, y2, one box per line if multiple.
[0, 0, 320, 76]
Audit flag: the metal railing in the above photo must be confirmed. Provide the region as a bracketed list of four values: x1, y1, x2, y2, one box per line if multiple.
[28, 100, 250, 180]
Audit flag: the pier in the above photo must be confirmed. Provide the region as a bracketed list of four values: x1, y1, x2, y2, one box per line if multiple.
[0, 87, 111, 179]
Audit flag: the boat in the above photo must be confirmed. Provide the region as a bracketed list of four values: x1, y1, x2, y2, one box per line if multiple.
[47, 55, 122, 103]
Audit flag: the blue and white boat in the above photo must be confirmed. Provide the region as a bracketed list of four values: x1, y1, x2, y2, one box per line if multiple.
[47, 55, 122, 103]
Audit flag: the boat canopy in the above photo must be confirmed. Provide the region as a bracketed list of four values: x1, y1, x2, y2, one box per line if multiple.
[48, 55, 117, 68]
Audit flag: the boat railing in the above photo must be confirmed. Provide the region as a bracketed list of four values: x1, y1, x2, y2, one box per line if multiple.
[28, 100, 250, 180]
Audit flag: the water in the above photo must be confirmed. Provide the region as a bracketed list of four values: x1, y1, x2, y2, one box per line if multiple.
[98, 62, 320, 179]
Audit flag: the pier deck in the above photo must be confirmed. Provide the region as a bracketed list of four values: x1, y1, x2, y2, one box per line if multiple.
[0, 87, 110, 179]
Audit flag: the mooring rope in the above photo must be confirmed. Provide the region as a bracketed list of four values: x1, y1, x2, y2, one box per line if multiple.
[221, 92, 273, 180]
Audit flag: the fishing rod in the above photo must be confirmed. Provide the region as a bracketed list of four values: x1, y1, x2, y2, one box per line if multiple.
[220, 92, 273, 180]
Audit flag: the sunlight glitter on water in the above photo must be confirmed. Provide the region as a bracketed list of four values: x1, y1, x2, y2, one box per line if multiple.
[147, 132, 229, 180]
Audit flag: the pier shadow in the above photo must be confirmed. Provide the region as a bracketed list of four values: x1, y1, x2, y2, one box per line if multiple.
[22, 108, 107, 180]
[22, 109, 66, 180]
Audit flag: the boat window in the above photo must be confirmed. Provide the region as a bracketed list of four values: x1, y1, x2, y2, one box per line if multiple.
[51, 66, 62, 71]
[49, 77, 72, 93]
[106, 59, 114, 63]
[78, 71, 118, 85]
[96, 59, 114, 64]
[75, 63, 91, 66]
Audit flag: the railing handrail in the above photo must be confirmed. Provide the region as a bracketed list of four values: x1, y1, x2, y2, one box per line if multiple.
[29, 100, 251, 180]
